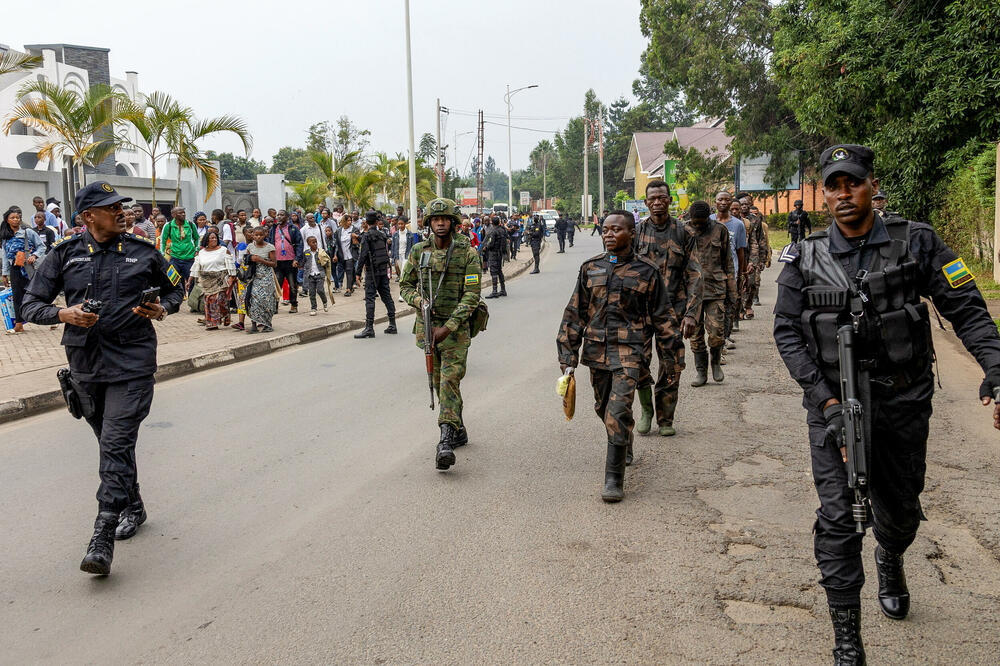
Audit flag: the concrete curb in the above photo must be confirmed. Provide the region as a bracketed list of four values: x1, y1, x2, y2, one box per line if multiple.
[0, 242, 547, 425]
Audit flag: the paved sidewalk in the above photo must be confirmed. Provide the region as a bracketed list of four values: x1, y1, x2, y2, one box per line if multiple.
[0, 243, 542, 422]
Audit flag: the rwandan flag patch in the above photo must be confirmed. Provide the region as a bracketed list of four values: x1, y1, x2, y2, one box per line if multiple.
[166, 264, 181, 286]
[942, 258, 973, 288]
[465, 274, 479, 285]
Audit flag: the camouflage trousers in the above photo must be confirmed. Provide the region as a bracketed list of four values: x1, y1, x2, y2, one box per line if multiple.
[638, 335, 683, 427]
[745, 265, 762, 307]
[590, 368, 637, 447]
[723, 276, 738, 339]
[433, 328, 471, 428]
[691, 299, 726, 352]
[737, 272, 749, 313]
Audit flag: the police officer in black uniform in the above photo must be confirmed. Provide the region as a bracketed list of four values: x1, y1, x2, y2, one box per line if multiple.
[21, 182, 184, 575]
[525, 214, 546, 274]
[773, 145, 1000, 664]
[354, 210, 397, 338]
[554, 213, 569, 253]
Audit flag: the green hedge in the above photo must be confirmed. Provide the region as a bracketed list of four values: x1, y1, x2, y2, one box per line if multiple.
[930, 146, 996, 271]
[765, 210, 832, 230]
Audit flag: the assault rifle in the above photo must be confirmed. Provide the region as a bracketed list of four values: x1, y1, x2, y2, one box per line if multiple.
[419, 251, 435, 409]
[837, 324, 869, 533]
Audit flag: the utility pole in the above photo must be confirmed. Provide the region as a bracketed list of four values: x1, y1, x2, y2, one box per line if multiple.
[597, 115, 605, 219]
[583, 119, 589, 220]
[476, 110, 485, 217]
[435, 98, 443, 197]
[404, 0, 418, 231]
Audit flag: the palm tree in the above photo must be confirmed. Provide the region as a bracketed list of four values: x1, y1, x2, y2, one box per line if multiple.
[168, 115, 252, 205]
[0, 50, 42, 76]
[332, 168, 381, 212]
[119, 92, 190, 206]
[391, 158, 436, 209]
[370, 151, 406, 205]
[530, 140, 555, 202]
[288, 179, 330, 211]
[310, 149, 360, 200]
[3, 80, 129, 186]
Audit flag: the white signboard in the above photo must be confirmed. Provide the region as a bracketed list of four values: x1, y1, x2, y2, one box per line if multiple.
[519, 191, 530, 207]
[736, 153, 801, 191]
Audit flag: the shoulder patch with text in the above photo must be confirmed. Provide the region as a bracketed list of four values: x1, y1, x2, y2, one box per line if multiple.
[942, 258, 973, 288]
[464, 274, 479, 285]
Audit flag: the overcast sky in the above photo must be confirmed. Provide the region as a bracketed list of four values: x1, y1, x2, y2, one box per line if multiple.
[3, 0, 647, 174]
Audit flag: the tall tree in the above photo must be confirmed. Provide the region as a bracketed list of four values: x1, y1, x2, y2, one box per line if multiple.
[333, 115, 370, 164]
[272, 146, 319, 182]
[639, 0, 810, 191]
[205, 151, 268, 180]
[418, 132, 437, 163]
[306, 121, 332, 154]
[771, 0, 1000, 218]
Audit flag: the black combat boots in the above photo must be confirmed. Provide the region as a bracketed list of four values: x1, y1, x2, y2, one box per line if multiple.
[498, 276, 507, 297]
[691, 351, 709, 387]
[829, 607, 866, 665]
[384, 317, 398, 334]
[354, 321, 375, 338]
[875, 545, 910, 620]
[452, 424, 469, 448]
[80, 511, 119, 575]
[115, 484, 146, 540]
[601, 443, 627, 502]
[485, 276, 499, 298]
[436, 423, 457, 470]
[625, 441, 634, 466]
[710, 346, 725, 382]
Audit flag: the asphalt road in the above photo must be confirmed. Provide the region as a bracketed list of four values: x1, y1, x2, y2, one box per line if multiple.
[2, 231, 999, 664]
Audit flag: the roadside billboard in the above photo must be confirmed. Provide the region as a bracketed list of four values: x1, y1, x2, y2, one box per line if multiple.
[735, 153, 801, 191]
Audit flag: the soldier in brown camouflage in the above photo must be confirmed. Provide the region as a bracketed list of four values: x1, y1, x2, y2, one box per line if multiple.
[557, 211, 677, 503]
[684, 200, 737, 386]
[738, 194, 769, 317]
[634, 179, 703, 441]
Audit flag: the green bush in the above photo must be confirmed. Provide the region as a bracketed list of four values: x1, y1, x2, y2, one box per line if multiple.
[931, 145, 996, 271]
[765, 210, 831, 230]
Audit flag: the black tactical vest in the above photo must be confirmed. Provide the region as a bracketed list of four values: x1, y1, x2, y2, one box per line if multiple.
[365, 229, 390, 269]
[798, 218, 932, 388]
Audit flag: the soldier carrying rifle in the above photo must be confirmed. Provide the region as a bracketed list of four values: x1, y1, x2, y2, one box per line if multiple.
[773, 144, 1000, 665]
[400, 198, 484, 471]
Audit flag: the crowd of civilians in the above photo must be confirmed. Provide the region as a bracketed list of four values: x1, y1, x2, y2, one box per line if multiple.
[1, 194, 547, 336]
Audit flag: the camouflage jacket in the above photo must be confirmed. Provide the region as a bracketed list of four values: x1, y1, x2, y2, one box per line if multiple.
[400, 233, 482, 345]
[556, 250, 676, 373]
[685, 220, 736, 302]
[746, 214, 768, 267]
[634, 215, 704, 323]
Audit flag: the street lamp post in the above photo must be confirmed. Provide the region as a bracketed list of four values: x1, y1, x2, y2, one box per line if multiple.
[404, 0, 418, 231]
[505, 83, 538, 215]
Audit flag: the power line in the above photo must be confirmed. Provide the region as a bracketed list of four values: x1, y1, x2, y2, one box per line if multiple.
[449, 108, 571, 121]
[483, 121, 559, 134]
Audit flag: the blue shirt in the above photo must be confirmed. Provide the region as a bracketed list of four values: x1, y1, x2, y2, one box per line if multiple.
[712, 214, 747, 274]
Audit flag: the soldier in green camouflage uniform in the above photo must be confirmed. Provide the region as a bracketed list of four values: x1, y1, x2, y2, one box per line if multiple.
[685, 200, 737, 386]
[557, 211, 677, 502]
[400, 198, 483, 470]
[634, 179, 704, 442]
[738, 194, 768, 316]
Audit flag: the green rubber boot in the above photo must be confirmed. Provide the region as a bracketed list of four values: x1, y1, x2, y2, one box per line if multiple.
[636, 386, 654, 435]
[658, 424, 676, 436]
